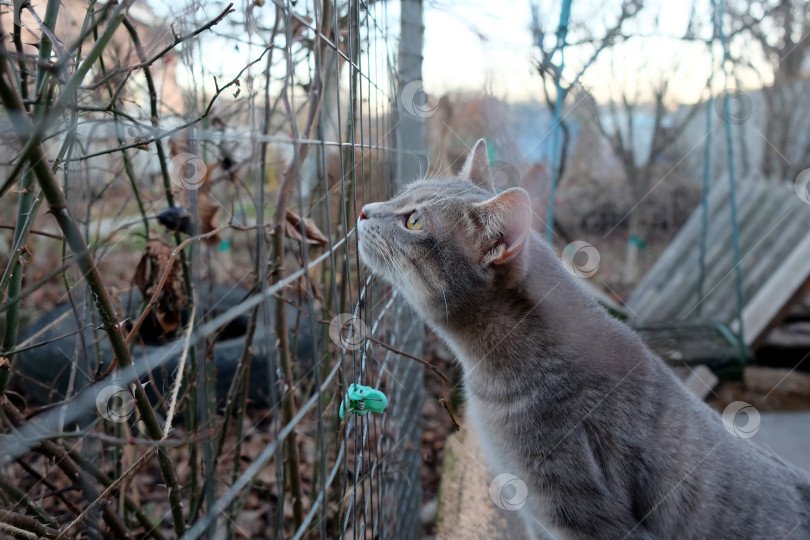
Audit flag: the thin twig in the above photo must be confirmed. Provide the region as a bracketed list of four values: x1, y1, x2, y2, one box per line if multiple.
[0, 510, 60, 538]
[118, 224, 231, 358]
[55, 448, 157, 539]
[0, 472, 60, 529]
[86, 4, 236, 91]
[0, 224, 62, 240]
[0, 27, 187, 538]
[1, 399, 131, 537]
[276, 294, 452, 386]
[64, 448, 167, 540]
[66, 50, 269, 162]
[0, 0, 65, 397]
[439, 398, 461, 432]
[13, 459, 84, 517]
[364, 335, 450, 386]
[0, 324, 93, 357]
[270, 10, 328, 526]
[0, 521, 37, 540]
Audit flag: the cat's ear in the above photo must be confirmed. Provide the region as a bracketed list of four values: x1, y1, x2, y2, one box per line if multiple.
[474, 188, 533, 265]
[459, 139, 494, 192]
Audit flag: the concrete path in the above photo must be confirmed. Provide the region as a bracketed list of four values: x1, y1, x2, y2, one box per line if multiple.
[750, 411, 810, 474]
[435, 365, 810, 540]
[434, 424, 528, 539]
[435, 411, 810, 540]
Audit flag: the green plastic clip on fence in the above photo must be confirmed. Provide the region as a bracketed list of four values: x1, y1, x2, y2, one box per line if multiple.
[339, 384, 388, 418]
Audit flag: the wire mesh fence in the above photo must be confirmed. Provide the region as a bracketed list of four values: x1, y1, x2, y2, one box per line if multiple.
[0, 0, 425, 538]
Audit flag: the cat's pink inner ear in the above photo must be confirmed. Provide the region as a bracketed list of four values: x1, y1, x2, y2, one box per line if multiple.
[476, 188, 533, 265]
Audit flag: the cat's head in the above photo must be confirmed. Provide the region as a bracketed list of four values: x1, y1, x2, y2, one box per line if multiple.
[357, 139, 533, 325]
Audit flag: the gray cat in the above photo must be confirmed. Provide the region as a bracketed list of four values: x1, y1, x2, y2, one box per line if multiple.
[357, 139, 810, 539]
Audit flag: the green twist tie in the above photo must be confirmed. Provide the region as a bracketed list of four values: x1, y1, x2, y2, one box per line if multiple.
[629, 235, 646, 249]
[339, 384, 387, 418]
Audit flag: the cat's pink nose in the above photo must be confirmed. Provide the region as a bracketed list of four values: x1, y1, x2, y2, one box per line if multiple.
[359, 202, 383, 221]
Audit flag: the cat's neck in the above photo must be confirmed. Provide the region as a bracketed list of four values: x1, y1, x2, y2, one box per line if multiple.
[430, 232, 648, 387]
[433, 234, 583, 348]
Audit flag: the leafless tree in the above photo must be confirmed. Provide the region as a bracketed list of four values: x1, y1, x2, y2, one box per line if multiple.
[532, 0, 705, 282]
[725, 0, 810, 180]
[587, 53, 703, 283]
[530, 0, 643, 186]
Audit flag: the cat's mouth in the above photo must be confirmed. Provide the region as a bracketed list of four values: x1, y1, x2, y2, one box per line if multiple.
[357, 220, 402, 285]
[356, 221, 384, 274]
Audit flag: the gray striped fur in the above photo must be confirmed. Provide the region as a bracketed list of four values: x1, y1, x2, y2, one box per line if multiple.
[357, 140, 810, 539]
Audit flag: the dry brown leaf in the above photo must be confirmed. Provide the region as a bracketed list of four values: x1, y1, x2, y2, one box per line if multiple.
[284, 209, 328, 248]
[132, 137, 151, 151]
[168, 138, 187, 158]
[290, 15, 313, 42]
[198, 193, 221, 245]
[133, 241, 186, 335]
[192, 162, 221, 245]
[198, 162, 218, 191]
[0, 357, 9, 370]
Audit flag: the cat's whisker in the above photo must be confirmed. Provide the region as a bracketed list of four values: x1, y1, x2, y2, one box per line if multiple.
[374, 243, 397, 277]
[389, 248, 414, 283]
[435, 158, 457, 178]
[376, 238, 409, 284]
[440, 286, 450, 324]
[374, 239, 396, 272]
[378, 239, 414, 283]
[422, 156, 442, 179]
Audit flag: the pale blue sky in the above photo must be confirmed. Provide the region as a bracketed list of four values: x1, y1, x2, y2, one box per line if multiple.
[422, 0, 740, 104]
[140, 0, 756, 107]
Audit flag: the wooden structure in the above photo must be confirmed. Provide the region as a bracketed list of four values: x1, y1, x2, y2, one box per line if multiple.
[625, 176, 810, 362]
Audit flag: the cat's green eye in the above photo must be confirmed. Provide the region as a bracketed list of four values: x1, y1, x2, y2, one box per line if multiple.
[406, 212, 424, 231]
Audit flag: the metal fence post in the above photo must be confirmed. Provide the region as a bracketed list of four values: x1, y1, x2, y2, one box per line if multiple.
[390, 1, 427, 538]
[398, 0, 427, 187]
